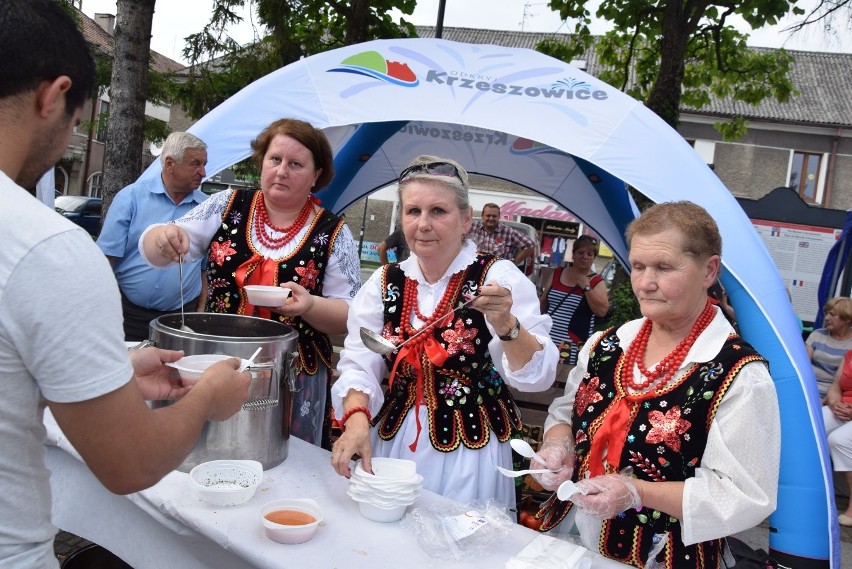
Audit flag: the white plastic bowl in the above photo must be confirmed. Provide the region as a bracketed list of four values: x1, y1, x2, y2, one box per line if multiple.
[358, 500, 408, 523]
[356, 457, 417, 480]
[189, 460, 263, 507]
[260, 498, 323, 544]
[244, 285, 291, 307]
[166, 354, 249, 385]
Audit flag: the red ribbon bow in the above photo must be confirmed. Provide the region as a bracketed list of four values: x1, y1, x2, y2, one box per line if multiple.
[387, 335, 449, 452]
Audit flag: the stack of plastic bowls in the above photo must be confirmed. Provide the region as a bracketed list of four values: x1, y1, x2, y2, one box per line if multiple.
[347, 457, 422, 522]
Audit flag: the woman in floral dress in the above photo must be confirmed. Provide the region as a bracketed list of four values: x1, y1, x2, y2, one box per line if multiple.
[142, 119, 360, 449]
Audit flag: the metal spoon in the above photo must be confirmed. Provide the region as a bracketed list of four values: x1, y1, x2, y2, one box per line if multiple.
[178, 254, 194, 333]
[360, 295, 480, 355]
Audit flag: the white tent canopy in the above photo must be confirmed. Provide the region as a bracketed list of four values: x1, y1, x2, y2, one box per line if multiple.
[141, 38, 836, 567]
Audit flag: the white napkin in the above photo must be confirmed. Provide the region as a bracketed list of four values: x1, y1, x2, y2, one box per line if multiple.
[506, 534, 592, 569]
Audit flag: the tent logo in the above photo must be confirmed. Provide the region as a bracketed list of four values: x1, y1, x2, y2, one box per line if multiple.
[510, 138, 563, 156]
[327, 51, 418, 87]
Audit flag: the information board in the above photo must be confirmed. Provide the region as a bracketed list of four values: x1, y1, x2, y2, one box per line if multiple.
[751, 219, 842, 323]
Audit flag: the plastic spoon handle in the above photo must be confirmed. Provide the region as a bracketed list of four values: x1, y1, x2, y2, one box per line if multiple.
[509, 439, 551, 466]
[495, 465, 561, 478]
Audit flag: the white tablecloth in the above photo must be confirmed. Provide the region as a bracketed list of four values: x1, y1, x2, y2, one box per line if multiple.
[45, 412, 626, 569]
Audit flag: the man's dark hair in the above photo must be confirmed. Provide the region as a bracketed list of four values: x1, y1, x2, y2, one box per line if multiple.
[0, 0, 96, 113]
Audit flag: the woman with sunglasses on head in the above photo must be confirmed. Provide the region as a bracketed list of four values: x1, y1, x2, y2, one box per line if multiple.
[141, 119, 360, 450]
[539, 235, 609, 381]
[330, 155, 558, 507]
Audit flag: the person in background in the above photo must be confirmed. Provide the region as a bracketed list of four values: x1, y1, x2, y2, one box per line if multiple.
[0, 2, 251, 566]
[707, 279, 737, 329]
[97, 132, 209, 341]
[330, 156, 557, 507]
[539, 234, 609, 380]
[467, 202, 536, 266]
[142, 118, 360, 449]
[378, 227, 409, 264]
[806, 296, 852, 400]
[530, 202, 779, 568]
[821, 351, 852, 526]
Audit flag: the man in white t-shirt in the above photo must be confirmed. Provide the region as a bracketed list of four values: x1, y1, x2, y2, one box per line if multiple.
[0, 2, 251, 566]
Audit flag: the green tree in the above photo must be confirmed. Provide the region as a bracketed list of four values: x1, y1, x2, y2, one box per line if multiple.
[175, 0, 417, 120]
[537, 0, 801, 137]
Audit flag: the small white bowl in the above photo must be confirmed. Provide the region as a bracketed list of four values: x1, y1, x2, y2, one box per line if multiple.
[244, 285, 291, 307]
[167, 354, 235, 385]
[260, 498, 323, 544]
[358, 500, 408, 523]
[189, 460, 263, 507]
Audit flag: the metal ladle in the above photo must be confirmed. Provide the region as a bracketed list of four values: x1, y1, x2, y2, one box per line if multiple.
[178, 254, 194, 333]
[360, 295, 480, 355]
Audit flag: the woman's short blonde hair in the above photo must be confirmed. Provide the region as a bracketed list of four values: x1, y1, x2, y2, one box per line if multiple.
[626, 201, 721, 259]
[397, 155, 471, 216]
[824, 297, 852, 322]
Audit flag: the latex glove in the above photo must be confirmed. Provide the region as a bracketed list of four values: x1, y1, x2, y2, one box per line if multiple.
[572, 471, 641, 519]
[530, 436, 575, 490]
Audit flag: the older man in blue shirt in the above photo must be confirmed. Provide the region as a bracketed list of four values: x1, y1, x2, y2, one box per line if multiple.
[97, 132, 209, 340]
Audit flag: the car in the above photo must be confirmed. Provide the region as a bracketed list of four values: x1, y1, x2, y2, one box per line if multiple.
[501, 220, 542, 283]
[54, 195, 103, 237]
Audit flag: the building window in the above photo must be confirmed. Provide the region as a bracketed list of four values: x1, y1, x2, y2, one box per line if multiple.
[54, 166, 69, 196]
[87, 172, 103, 198]
[96, 100, 109, 142]
[789, 151, 822, 203]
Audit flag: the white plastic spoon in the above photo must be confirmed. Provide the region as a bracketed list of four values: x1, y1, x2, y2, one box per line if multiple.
[495, 465, 557, 478]
[239, 347, 262, 372]
[556, 480, 588, 501]
[510, 438, 551, 466]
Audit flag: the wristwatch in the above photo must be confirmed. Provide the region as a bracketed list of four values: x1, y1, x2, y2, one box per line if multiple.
[582, 284, 592, 292]
[498, 316, 521, 341]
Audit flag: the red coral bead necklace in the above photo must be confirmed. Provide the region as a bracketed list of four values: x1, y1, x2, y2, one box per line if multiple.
[400, 272, 464, 339]
[254, 196, 314, 249]
[622, 299, 715, 391]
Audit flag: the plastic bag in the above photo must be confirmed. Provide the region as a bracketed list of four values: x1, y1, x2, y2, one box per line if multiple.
[400, 499, 514, 560]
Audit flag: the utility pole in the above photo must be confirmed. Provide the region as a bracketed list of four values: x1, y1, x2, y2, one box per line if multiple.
[435, 0, 446, 38]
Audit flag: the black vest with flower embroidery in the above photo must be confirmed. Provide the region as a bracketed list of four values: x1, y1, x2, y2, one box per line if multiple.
[536, 327, 766, 569]
[204, 189, 344, 374]
[372, 255, 524, 452]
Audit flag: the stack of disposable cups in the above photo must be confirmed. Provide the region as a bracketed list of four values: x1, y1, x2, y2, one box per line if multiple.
[347, 457, 423, 522]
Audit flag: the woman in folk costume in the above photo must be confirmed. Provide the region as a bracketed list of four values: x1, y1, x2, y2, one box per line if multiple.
[142, 119, 360, 449]
[330, 155, 558, 507]
[530, 202, 780, 568]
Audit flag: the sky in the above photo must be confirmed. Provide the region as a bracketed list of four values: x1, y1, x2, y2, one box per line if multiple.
[80, 0, 851, 66]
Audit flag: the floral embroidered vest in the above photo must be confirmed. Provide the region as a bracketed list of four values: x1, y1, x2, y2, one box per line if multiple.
[536, 328, 766, 569]
[204, 189, 344, 374]
[372, 255, 524, 452]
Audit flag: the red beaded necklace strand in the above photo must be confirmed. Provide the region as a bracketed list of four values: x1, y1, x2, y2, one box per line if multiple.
[254, 196, 314, 249]
[621, 300, 716, 391]
[400, 273, 464, 338]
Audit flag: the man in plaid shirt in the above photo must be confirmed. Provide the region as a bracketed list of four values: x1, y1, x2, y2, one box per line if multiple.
[467, 203, 536, 265]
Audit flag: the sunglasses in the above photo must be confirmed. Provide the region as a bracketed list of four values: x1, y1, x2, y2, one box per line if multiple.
[577, 235, 599, 244]
[398, 161, 466, 187]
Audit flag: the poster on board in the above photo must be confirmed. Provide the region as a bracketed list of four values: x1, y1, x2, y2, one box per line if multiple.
[752, 218, 842, 323]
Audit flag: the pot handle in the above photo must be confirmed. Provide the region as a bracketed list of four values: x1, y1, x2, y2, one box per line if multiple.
[241, 358, 281, 411]
[285, 350, 301, 393]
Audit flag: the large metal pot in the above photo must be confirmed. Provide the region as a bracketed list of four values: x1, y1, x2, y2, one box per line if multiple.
[149, 313, 298, 472]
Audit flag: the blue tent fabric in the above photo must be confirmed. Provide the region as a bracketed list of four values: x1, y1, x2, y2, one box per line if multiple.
[816, 211, 852, 327]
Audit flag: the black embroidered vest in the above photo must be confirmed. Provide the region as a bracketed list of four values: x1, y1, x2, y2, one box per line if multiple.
[537, 327, 766, 569]
[372, 255, 524, 451]
[204, 189, 344, 374]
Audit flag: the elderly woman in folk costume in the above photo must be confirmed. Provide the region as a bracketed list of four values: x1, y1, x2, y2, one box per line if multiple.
[329, 155, 558, 508]
[530, 202, 780, 568]
[142, 118, 360, 449]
